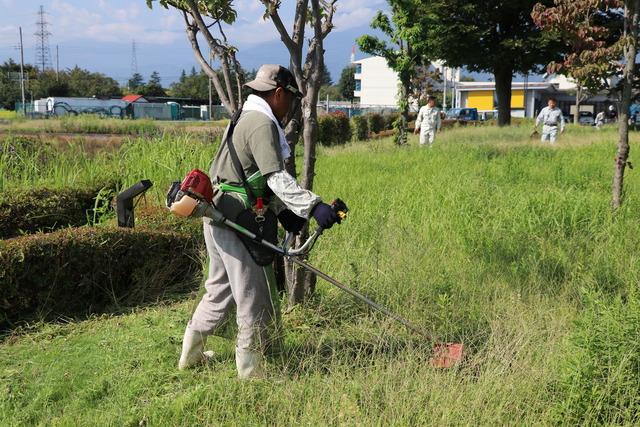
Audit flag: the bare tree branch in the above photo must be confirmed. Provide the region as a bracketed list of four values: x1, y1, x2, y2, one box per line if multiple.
[182, 10, 234, 112]
[261, 0, 308, 88]
[321, 0, 337, 39]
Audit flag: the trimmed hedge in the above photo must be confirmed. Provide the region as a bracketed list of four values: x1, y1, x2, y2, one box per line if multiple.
[366, 113, 385, 134]
[318, 111, 352, 146]
[351, 116, 369, 141]
[0, 226, 203, 330]
[0, 185, 116, 239]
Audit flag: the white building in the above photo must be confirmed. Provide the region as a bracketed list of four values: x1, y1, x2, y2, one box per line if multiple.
[352, 56, 460, 108]
[353, 56, 401, 107]
[43, 97, 127, 116]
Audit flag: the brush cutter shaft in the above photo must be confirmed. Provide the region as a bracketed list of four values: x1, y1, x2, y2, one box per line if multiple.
[289, 257, 434, 341]
[198, 201, 432, 341]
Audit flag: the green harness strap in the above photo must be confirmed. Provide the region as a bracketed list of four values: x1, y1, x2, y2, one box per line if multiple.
[217, 171, 269, 207]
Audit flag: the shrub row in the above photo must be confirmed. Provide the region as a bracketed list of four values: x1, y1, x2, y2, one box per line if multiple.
[0, 226, 203, 330]
[318, 111, 420, 145]
[0, 184, 117, 239]
[318, 111, 352, 146]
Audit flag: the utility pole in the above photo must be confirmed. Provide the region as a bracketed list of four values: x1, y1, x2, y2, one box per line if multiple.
[443, 66, 448, 110]
[55, 44, 59, 81]
[19, 27, 26, 115]
[208, 48, 213, 120]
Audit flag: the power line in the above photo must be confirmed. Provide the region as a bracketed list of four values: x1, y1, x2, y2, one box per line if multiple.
[34, 5, 52, 71]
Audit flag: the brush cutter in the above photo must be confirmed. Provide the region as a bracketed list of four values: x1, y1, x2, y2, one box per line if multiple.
[530, 128, 539, 139]
[166, 169, 464, 368]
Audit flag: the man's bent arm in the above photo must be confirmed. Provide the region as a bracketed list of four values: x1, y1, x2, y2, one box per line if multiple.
[415, 107, 423, 130]
[267, 170, 321, 218]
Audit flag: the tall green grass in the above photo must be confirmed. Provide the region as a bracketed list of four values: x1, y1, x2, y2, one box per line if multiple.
[0, 134, 218, 196]
[1, 125, 639, 424]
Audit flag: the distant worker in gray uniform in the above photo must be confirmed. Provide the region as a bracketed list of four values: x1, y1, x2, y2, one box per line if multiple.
[414, 95, 442, 147]
[595, 110, 606, 129]
[535, 97, 565, 144]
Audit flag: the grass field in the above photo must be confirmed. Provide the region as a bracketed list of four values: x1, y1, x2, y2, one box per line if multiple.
[0, 114, 228, 135]
[1, 122, 639, 425]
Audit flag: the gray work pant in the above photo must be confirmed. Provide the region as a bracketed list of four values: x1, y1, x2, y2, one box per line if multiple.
[419, 128, 436, 145]
[188, 220, 280, 354]
[541, 125, 558, 143]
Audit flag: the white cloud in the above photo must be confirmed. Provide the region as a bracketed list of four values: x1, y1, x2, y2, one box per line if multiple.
[222, 15, 280, 46]
[0, 24, 18, 45]
[47, 0, 180, 45]
[332, 0, 385, 32]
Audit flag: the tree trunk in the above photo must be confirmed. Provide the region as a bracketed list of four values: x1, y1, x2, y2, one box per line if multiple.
[612, 0, 639, 209]
[395, 77, 410, 145]
[574, 86, 581, 125]
[494, 65, 513, 127]
[285, 87, 322, 307]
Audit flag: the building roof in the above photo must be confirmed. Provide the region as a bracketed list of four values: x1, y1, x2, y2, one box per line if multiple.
[455, 81, 559, 92]
[122, 94, 147, 103]
[352, 56, 390, 65]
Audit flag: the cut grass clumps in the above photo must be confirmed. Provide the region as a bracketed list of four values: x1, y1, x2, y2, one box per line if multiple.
[0, 226, 203, 330]
[0, 184, 117, 239]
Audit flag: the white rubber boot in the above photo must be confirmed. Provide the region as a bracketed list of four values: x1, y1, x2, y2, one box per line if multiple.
[178, 327, 210, 370]
[236, 348, 265, 379]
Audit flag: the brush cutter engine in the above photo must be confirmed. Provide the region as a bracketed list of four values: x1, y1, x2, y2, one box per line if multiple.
[166, 169, 224, 223]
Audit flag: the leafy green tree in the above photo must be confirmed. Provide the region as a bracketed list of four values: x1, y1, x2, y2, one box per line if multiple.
[532, 1, 624, 123]
[66, 66, 121, 97]
[140, 71, 167, 97]
[423, 0, 562, 126]
[532, 0, 637, 208]
[0, 59, 37, 110]
[318, 84, 343, 101]
[128, 72, 145, 92]
[357, 0, 431, 144]
[169, 69, 216, 102]
[31, 71, 70, 99]
[338, 65, 356, 103]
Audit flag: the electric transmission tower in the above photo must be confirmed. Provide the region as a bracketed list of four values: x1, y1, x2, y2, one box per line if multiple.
[34, 5, 52, 72]
[131, 39, 138, 76]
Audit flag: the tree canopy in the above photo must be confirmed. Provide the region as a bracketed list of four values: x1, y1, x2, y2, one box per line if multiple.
[338, 65, 356, 103]
[532, 0, 625, 92]
[357, 0, 431, 143]
[423, 0, 563, 125]
[140, 71, 167, 96]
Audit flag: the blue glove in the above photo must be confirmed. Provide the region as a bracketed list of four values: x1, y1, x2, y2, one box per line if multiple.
[277, 209, 306, 235]
[311, 202, 340, 229]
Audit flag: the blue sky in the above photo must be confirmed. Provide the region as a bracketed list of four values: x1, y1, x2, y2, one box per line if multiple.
[0, 0, 388, 86]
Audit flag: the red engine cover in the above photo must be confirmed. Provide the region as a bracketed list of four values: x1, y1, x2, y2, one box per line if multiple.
[180, 169, 214, 203]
